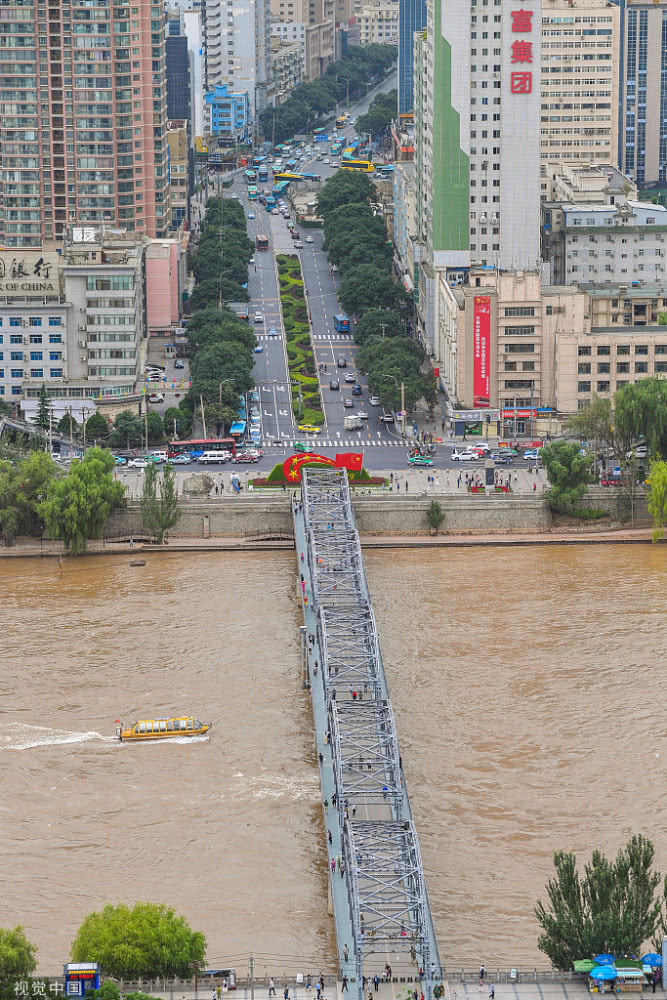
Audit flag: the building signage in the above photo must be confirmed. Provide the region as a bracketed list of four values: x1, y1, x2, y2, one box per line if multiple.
[472, 295, 491, 408]
[501, 408, 554, 419]
[0, 252, 58, 294]
[451, 409, 500, 421]
[510, 9, 533, 94]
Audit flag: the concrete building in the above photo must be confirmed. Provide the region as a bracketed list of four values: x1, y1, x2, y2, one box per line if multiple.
[202, 0, 271, 116]
[0, 0, 170, 246]
[541, 161, 636, 201]
[398, 0, 426, 114]
[619, 0, 667, 186]
[184, 9, 206, 140]
[167, 124, 190, 231]
[356, 0, 400, 45]
[271, 0, 335, 80]
[204, 84, 252, 139]
[145, 241, 185, 339]
[393, 162, 418, 292]
[271, 39, 306, 104]
[167, 33, 193, 125]
[540, 0, 619, 168]
[413, 0, 542, 365]
[544, 198, 667, 284]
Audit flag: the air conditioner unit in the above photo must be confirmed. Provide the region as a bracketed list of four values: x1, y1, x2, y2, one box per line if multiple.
[80, 355, 87, 362]
[98, 375, 106, 381]
[78, 325, 87, 332]
[22, 319, 29, 327]
[80, 307, 86, 313]
[78, 339, 85, 348]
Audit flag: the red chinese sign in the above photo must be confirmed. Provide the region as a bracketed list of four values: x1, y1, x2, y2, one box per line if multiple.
[473, 296, 491, 409]
[510, 9, 533, 95]
[282, 452, 363, 482]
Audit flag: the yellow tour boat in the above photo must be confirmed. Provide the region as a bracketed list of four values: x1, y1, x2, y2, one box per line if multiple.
[115, 716, 212, 741]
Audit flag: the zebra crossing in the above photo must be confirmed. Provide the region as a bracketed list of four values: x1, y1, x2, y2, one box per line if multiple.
[261, 437, 406, 448]
[255, 332, 353, 343]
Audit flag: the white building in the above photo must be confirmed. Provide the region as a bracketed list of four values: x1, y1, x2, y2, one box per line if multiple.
[202, 0, 271, 116]
[356, 0, 400, 44]
[183, 9, 205, 138]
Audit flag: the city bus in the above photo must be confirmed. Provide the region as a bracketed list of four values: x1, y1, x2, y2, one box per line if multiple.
[244, 168, 257, 183]
[335, 116, 346, 129]
[333, 313, 351, 333]
[343, 140, 360, 159]
[330, 141, 343, 156]
[285, 158, 298, 170]
[247, 185, 258, 200]
[272, 180, 291, 197]
[340, 159, 375, 173]
[252, 155, 267, 167]
[313, 127, 327, 137]
[256, 233, 269, 250]
[168, 438, 237, 459]
[257, 165, 268, 182]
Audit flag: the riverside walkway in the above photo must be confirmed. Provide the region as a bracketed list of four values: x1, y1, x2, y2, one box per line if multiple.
[293, 467, 442, 1000]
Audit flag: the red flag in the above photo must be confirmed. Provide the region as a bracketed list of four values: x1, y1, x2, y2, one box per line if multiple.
[335, 452, 363, 472]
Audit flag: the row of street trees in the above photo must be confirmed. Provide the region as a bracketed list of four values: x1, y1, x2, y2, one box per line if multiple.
[317, 170, 435, 414]
[257, 45, 396, 145]
[355, 88, 398, 141]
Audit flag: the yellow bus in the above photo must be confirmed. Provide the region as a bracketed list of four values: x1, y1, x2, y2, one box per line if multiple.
[335, 116, 346, 129]
[340, 159, 375, 173]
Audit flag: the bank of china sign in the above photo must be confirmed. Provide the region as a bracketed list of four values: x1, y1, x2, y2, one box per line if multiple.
[0, 253, 58, 293]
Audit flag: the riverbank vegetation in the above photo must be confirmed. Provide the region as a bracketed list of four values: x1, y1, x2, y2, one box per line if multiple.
[536, 835, 665, 969]
[277, 254, 324, 425]
[258, 45, 396, 145]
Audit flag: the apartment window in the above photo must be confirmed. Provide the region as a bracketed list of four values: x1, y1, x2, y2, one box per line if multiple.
[617, 345, 630, 355]
[30, 352, 43, 361]
[505, 343, 535, 353]
[49, 335, 63, 345]
[10, 335, 22, 344]
[578, 381, 591, 392]
[504, 325, 535, 335]
[656, 345, 667, 354]
[635, 344, 648, 355]
[522, 361, 535, 371]
[597, 381, 610, 392]
[48, 317, 62, 327]
[10, 369, 24, 378]
[10, 352, 22, 361]
[504, 306, 535, 317]
[635, 362, 648, 373]
[29, 317, 42, 327]
[616, 362, 630, 373]
[30, 369, 44, 379]
[597, 345, 610, 356]
[578, 346, 591, 356]
[50, 368, 63, 378]
[9, 319, 21, 328]
[30, 335, 43, 345]
[578, 363, 592, 374]
[598, 363, 610, 374]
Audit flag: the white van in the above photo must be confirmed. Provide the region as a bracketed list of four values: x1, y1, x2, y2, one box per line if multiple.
[150, 451, 169, 463]
[199, 450, 231, 464]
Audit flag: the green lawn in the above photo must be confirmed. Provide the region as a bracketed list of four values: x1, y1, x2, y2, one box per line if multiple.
[276, 254, 325, 425]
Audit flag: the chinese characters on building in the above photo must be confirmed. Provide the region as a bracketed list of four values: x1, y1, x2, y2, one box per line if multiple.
[510, 9, 533, 95]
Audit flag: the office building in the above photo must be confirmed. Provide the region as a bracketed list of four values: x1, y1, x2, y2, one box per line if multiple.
[183, 10, 206, 139]
[398, 0, 426, 113]
[619, 0, 667, 186]
[271, 38, 306, 104]
[167, 35, 193, 124]
[357, 1, 400, 45]
[0, 0, 170, 247]
[540, 0, 619, 168]
[270, 0, 335, 80]
[202, 0, 271, 115]
[541, 161, 636, 201]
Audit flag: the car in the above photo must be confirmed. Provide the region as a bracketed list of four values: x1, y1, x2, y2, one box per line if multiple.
[250, 256, 256, 265]
[113, 455, 127, 465]
[626, 445, 648, 459]
[323, 158, 330, 164]
[337, 357, 347, 368]
[145, 363, 165, 372]
[291, 231, 301, 239]
[343, 398, 354, 408]
[329, 379, 340, 390]
[523, 449, 540, 460]
[127, 458, 149, 468]
[369, 395, 380, 406]
[297, 423, 322, 434]
[169, 454, 192, 465]
[148, 393, 164, 403]
[498, 447, 518, 456]
[332, 162, 339, 169]
[344, 372, 356, 383]
[174, 359, 185, 369]
[356, 410, 369, 420]
[451, 450, 477, 461]
[352, 385, 362, 395]
[248, 211, 255, 219]
[294, 241, 304, 249]
[493, 454, 513, 465]
[271, 208, 280, 215]
[254, 312, 264, 323]
[268, 326, 279, 337]
[465, 447, 487, 458]
[379, 411, 394, 423]
[233, 452, 259, 463]
[305, 235, 314, 244]
[294, 441, 315, 453]
[254, 344, 264, 353]
[408, 456, 434, 467]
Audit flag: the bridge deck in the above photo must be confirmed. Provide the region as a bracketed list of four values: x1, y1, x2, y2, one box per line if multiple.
[293, 468, 441, 1000]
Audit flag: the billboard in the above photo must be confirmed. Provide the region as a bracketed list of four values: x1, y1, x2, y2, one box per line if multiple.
[473, 295, 491, 408]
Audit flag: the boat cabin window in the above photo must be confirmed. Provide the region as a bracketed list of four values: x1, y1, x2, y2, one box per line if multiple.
[194, 720, 202, 729]
[167, 721, 175, 731]
[179, 720, 187, 730]
[187, 719, 194, 730]
[139, 722, 147, 733]
[159, 721, 167, 732]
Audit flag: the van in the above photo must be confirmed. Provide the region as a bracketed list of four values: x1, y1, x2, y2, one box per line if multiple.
[199, 451, 231, 464]
[150, 451, 168, 463]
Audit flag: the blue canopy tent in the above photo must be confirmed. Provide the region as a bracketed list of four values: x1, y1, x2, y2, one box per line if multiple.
[590, 967, 618, 981]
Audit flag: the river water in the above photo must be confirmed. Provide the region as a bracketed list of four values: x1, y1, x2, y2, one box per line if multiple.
[2, 546, 665, 974]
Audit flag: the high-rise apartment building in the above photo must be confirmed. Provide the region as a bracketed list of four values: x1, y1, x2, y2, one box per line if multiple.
[0, 0, 170, 247]
[398, 0, 426, 113]
[540, 0, 619, 168]
[202, 0, 271, 115]
[619, 0, 667, 186]
[271, 0, 334, 80]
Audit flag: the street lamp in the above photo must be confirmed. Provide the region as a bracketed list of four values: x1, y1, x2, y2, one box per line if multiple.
[338, 75, 351, 109]
[376, 373, 406, 437]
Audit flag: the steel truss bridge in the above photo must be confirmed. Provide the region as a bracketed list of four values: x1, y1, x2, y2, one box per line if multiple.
[296, 468, 441, 999]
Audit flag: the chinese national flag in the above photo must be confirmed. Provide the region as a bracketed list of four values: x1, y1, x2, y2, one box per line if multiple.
[335, 452, 363, 472]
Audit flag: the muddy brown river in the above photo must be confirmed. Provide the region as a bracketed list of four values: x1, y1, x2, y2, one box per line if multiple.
[2, 546, 665, 974]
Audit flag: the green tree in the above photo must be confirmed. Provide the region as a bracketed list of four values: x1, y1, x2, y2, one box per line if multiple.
[339, 265, 407, 316]
[146, 411, 164, 445]
[647, 459, 667, 541]
[426, 500, 445, 534]
[536, 835, 662, 970]
[0, 400, 12, 418]
[39, 448, 125, 553]
[33, 384, 51, 431]
[141, 463, 181, 544]
[110, 411, 143, 450]
[70, 902, 206, 979]
[86, 412, 110, 443]
[0, 451, 57, 545]
[164, 406, 191, 439]
[615, 377, 667, 459]
[540, 440, 594, 512]
[57, 413, 79, 438]
[0, 925, 37, 981]
[354, 308, 406, 345]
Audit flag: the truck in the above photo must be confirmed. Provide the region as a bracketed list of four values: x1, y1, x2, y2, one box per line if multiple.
[344, 415, 363, 431]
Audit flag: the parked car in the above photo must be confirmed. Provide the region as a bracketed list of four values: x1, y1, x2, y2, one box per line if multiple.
[174, 360, 185, 369]
[148, 393, 164, 403]
[451, 450, 477, 461]
[369, 395, 380, 406]
[343, 398, 354, 408]
[127, 458, 149, 468]
[113, 455, 127, 465]
[626, 445, 648, 459]
[329, 379, 340, 390]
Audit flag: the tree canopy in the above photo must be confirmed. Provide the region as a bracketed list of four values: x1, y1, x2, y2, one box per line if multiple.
[540, 441, 594, 512]
[355, 89, 398, 140]
[358, 337, 436, 412]
[614, 377, 667, 460]
[354, 308, 408, 345]
[141, 462, 181, 544]
[0, 925, 37, 982]
[39, 448, 125, 553]
[647, 459, 667, 541]
[70, 902, 206, 980]
[535, 835, 663, 970]
[0, 451, 58, 545]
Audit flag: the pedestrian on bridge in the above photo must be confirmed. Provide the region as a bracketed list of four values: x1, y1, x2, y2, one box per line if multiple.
[489, 988, 495, 1000]
[316, 982, 322, 999]
[268, 981, 276, 996]
[342, 978, 348, 993]
[373, 976, 379, 992]
[343, 944, 349, 962]
[306, 977, 312, 991]
[284, 988, 290, 1000]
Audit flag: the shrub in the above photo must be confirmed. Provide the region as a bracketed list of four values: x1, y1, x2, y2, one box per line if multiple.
[568, 507, 608, 521]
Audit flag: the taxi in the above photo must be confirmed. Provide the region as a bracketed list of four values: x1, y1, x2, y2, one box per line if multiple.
[407, 455, 434, 467]
[297, 424, 322, 434]
[294, 441, 315, 453]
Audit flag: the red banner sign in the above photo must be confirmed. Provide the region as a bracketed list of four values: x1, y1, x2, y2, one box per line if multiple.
[282, 452, 363, 482]
[473, 296, 491, 408]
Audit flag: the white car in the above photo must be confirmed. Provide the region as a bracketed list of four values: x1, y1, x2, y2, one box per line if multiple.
[148, 393, 164, 403]
[127, 458, 149, 469]
[323, 158, 330, 165]
[271, 208, 280, 215]
[254, 312, 264, 323]
[369, 395, 380, 406]
[451, 450, 477, 461]
[357, 410, 369, 420]
[294, 241, 303, 249]
[305, 235, 314, 244]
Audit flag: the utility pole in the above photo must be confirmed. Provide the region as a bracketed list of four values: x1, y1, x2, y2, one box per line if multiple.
[144, 408, 148, 450]
[380, 323, 387, 339]
[249, 954, 255, 1000]
[200, 394, 208, 439]
[68, 405, 73, 450]
[48, 409, 53, 454]
[401, 381, 405, 437]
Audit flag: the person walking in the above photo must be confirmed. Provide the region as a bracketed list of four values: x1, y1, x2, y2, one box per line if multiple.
[284, 988, 289, 1000]
[479, 966, 486, 987]
[306, 976, 311, 992]
[342, 978, 348, 993]
[343, 944, 349, 962]
[489, 988, 495, 1000]
[373, 976, 379, 992]
[268, 980, 276, 997]
[315, 983, 322, 1000]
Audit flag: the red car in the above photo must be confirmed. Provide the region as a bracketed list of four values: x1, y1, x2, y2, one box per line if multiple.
[233, 452, 259, 463]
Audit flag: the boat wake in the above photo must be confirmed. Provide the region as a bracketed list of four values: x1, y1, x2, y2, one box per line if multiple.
[0, 723, 116, 751]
